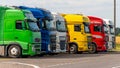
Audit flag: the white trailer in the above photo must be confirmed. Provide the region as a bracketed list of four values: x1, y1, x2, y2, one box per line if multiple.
[103, 19, 115, 50]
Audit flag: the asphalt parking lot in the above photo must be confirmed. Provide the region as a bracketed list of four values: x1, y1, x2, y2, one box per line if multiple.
[0, 51, 120, 68]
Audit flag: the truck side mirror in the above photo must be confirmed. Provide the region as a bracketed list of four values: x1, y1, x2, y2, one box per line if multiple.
[81, 24, 85, 34]
[81, 29, 85, 34]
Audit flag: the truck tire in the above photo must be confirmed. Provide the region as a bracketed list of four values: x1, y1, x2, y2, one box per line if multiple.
[88, 43, 97, 54]
[69, 44, 77, 54]
[8, 45, 21, 58]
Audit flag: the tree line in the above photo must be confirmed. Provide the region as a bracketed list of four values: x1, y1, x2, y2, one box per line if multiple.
[116, 27, 120, 36]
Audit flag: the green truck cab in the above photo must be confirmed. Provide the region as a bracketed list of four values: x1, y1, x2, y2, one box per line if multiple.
[0, 6, 41, 58]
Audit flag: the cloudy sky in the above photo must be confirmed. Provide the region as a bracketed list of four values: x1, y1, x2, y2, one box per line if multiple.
[0, 0, 119, 27]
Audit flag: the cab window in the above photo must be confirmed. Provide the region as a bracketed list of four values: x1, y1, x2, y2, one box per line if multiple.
[94, 25, 102, 32]
[16, 20, 27, 30]
[74, 24, 81, 32]
[16, 21, 22, 29]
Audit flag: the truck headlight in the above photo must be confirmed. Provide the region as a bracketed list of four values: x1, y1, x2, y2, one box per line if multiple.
[48, 44, 51, 51]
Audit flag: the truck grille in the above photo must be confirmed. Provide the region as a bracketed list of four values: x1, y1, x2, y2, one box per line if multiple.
[105, 36, 109, 42]
[60, 40, 66, 50]
[112, 37, 115, 41]
[105, 42, 108, 49]
[112, 42, 115, 48]
[50, 35, 56, 51]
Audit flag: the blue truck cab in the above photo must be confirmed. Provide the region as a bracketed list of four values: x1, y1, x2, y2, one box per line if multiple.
[18, 6, 57, 53]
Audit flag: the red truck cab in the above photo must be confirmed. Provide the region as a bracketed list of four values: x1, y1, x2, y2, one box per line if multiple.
[88, 16, 108, 53]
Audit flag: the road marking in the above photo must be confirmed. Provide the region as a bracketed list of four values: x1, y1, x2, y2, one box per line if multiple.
[1, 62, 40, 68]
[46, 62, 74, 68]
[112, 66, 120, 68]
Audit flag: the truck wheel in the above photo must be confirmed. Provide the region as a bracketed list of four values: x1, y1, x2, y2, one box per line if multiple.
[88, 44, 97, 54]
[8, 45, 21, 58]
[69, 44, 77, 54]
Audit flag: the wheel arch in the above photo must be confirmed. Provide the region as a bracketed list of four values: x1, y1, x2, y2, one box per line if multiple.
[91, 42, 97, 48]
[69, 42, 78, 47]
[68, 42, 78, 50]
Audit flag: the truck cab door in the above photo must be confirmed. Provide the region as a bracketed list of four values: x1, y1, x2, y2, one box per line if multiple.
[15, 20, 30, 42]
[72, 24, 82, 42]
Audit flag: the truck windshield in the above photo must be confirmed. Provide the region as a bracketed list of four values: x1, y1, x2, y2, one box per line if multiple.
[56, 20, 66, 32]
[45, 19, 56, 30]
[24, 12, 35, 19]
[103, 24, 108, 34]
[28, 22, 40, 31]
[84, 22, 90, 33]
[109, 25, 114, 34]
[94, 25, 102, 32]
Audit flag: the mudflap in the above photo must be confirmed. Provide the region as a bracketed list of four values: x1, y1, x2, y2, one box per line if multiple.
[0, 46, 6, 56]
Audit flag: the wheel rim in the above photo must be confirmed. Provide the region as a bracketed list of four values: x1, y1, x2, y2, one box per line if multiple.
[89, 44, 95, 53]
[70, 46, 75, 52]
[10, 47, 18, 55]
[90, 46, 94, 51]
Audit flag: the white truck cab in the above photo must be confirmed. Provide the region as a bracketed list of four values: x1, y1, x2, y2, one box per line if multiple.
[52, 12, 67, 53]
[103, 19, 115, 50]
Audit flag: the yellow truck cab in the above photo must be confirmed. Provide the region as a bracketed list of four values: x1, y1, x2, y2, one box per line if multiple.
[61, 14, 92, 54]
